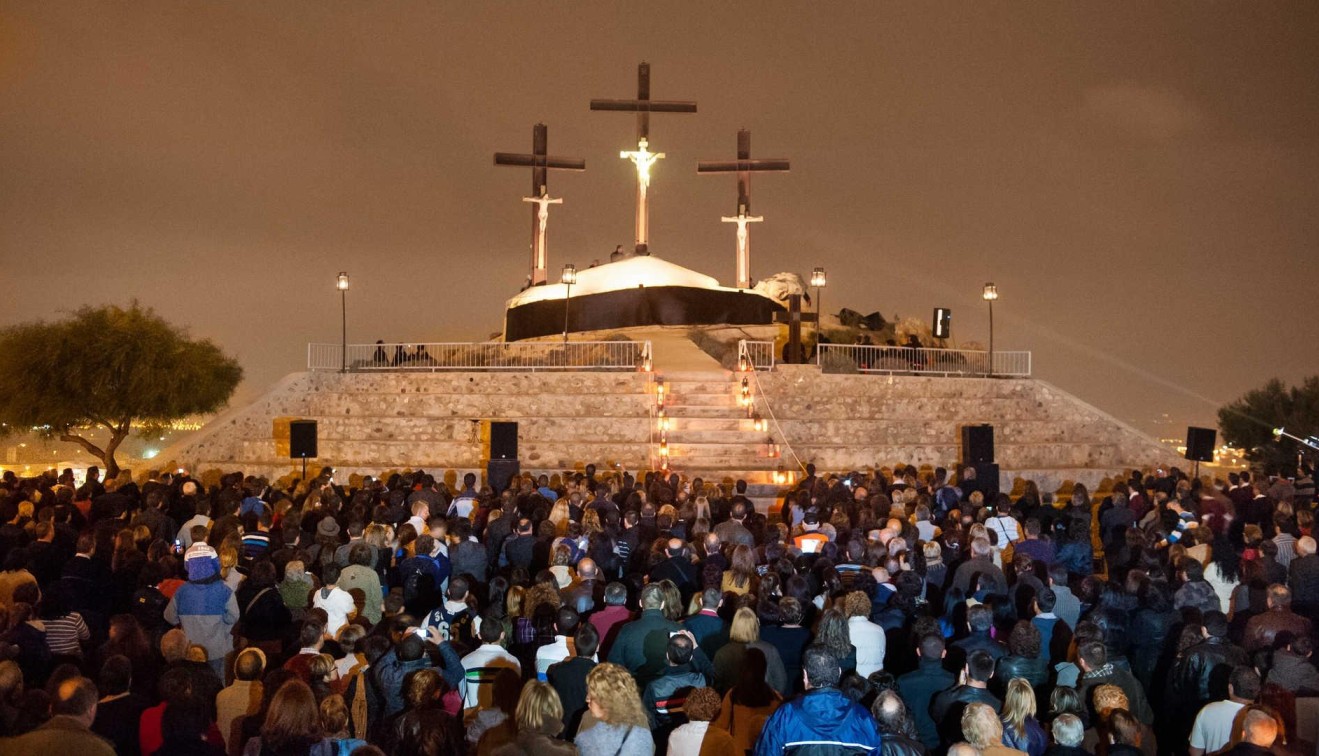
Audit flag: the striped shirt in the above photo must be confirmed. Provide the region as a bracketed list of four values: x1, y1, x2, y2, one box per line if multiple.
[45, 612, 90, 656]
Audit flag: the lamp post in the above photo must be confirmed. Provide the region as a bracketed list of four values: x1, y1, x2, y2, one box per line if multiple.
[561, 264, 577, 345]
[810, 267, 827, 344]
[336, 272, 350, 373]
[982, 282, 998, 376]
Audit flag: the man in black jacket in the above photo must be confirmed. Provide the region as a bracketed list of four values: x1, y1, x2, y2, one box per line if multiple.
[648, 538, 701, 607]
[1166, 611, 1249, 741]
[898, 633, 957, 751]
[547, 623, 598, 739]
[931, 650, 1002, 749]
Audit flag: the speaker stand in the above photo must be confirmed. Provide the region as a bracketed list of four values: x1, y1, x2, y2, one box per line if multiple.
[301, 457, 307, 483]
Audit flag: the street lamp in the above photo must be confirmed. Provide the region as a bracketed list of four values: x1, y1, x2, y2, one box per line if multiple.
[561, 264, 577, 345]
[982, 282, 998, 376]
[336, 272, 350, 372]
[810, 267, 827, 344]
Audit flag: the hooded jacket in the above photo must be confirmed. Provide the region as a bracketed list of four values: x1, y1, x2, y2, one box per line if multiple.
[164, 544, 239, 662]
[753, 686, 881, 756]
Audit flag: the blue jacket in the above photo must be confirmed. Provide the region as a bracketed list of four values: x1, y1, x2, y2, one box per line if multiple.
[754, 687, 881, 756]
[164, 576, 238, 662]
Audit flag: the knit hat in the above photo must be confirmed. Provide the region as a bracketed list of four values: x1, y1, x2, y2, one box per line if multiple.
[184, 542, 220, 582]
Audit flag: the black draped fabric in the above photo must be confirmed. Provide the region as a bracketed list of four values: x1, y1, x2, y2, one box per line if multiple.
[504, 285, 785, 341]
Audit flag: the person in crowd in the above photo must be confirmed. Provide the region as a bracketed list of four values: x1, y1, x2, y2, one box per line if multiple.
[574, 662, 653, 756]
[547, 623, 599, 739]
[667, 686, 733, 756]
[490, 681, 576, 756]
[712, 646, 781, 756]
[962, 702, 1027, 756]
[1188, 667, 1261, 756]
[2, 675, 117, 755]
[753, 645, 881, 755]
[999, 678, 1047, 756]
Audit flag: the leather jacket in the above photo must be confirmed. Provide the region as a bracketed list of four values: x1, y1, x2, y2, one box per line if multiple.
[1168, 636, 1249, 706]
[1243, 607, 1312, 652]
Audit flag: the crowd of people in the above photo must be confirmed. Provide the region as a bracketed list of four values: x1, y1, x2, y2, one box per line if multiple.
[0, 459, 1315, 756]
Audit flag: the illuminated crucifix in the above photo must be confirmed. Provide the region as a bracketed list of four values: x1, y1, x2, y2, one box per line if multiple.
[698, 129, 790, 289]
[494, 123, 585, 286]
[591, 62, 697, 255]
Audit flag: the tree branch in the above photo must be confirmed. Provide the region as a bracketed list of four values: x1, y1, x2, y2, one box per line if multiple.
[59, 433, 106, 460]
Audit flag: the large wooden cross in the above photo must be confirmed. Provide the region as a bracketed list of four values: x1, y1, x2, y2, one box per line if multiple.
[698, 130, 790, 289]
[494, 123, 585, 286]
[773, 293, 818, 364]
[591, 62, 697, 255]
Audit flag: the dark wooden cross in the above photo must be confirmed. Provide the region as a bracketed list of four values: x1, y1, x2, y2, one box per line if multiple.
[698, 129, 791, 288]
[494, 123, 585, 286]
[774, 293, 818, 364]
[591, 62, 697, 255]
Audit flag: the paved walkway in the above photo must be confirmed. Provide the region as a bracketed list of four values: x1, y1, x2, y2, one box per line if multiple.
[641, 329, 726, 373]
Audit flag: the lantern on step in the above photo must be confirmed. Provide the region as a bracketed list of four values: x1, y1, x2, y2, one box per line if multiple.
[656, 378, 666, 408]
[658, 409, 671, 433]
[766, 436, 780, 458]
[739, 377, 751, 408]
[752, 413, 767, 433]
[774, 465, 787, 485]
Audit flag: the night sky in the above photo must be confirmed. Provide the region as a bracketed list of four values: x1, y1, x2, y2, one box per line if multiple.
[2, 2, 1316, 439]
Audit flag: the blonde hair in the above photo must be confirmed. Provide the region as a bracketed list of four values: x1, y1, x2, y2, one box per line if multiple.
[515, 680, 564, 736]
[961, 702, 1004, 748]
[729, 607, 761, 644]
[1002, 678, 1037, 738]
[1092, 684, 1128, 717]
[219, 546, 239, 577]
[507, 586, 526, 617]
[586, 663, 649, 728]
[320, 694, 349, 735]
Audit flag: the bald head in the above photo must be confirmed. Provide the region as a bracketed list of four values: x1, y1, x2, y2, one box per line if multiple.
[1242, 708, 1278, 747]
[577, 558, 598, 579]
[52, 676, 99, 726]
[666, 538, 685, 557]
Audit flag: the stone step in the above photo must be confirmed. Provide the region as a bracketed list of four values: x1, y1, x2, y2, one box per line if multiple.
[657, 380, 739, 394]
[665, 417, 757, 432]
[660, 405, 750, 419]
[661, 392, 739, 407]
[664, 429, 765, 444]
[278, 415, 652, 444]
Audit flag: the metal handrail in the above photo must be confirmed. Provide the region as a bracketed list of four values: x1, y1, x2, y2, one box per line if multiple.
[738, 340, 776, 371]
[308, 341, 651, 372]
[817, 344, 1032, 377]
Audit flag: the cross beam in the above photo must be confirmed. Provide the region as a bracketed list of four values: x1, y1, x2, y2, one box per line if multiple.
[773, 294, 818, 364]
[698, 130, 790, 288]
[591, 62, 697, 255]
[494, 123, 585, 286]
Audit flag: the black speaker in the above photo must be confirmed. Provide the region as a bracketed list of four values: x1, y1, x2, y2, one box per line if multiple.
[975, 463, 1000, 498]
[962, 424, 994, 465]
[289, 420, 318, 459]
[490, 421, 518, 460]
[933, 308, 952, 339]
[486, 459, 520, 493]
[1185, 426, 1217, 463]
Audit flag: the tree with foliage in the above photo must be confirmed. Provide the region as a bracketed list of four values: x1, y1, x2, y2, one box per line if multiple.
[0, 303, 243, 479]
[1219, 376, 1319, 472]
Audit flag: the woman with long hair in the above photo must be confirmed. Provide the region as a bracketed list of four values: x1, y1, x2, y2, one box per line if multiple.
[242, 679, 327, 756]
[815, 607, 857, 675]
[712, 607, 788, 695]
[1205, 537, 1241, 615]
[722, 544, 758, 596]
[98, 613, 158, 698]
[1000, 678, 1048, 756]
[575, 663, 652, 756]
[712, 647, 782, 756]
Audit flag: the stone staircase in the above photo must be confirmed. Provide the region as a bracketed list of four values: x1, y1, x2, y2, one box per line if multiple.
[657, 370, 788, 511]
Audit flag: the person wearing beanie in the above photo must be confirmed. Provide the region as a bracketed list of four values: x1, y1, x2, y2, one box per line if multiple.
[163, 543, 239, 678]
